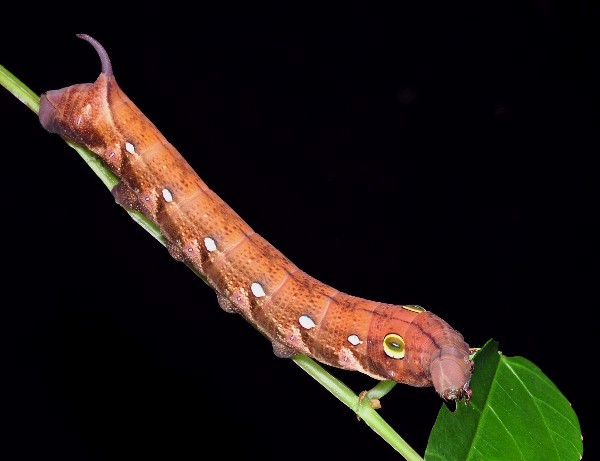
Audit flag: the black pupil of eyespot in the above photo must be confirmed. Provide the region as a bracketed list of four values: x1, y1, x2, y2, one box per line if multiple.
[386, 337, 402, 349]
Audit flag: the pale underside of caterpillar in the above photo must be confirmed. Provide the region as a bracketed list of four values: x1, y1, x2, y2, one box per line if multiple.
[39, 34, 473, 402]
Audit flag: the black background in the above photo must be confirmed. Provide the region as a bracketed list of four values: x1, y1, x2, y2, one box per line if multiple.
[1, 2, 596, 460]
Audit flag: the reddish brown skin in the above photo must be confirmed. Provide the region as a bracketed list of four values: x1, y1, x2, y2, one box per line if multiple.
[39, 34, 472, 401]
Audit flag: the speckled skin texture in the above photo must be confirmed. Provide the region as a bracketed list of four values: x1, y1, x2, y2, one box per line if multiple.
[38, 34, 472, 401]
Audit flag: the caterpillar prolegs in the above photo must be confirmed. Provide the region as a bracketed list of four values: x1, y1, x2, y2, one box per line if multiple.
[39, 34, 472, 402]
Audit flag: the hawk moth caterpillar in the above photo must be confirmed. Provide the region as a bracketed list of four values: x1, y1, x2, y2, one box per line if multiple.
[39, 34, 472, 402]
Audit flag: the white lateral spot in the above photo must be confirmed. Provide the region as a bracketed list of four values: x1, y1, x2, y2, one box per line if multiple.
[125, 142, 137, 155]
[347, 334, 363, 346]
[204, 237, 217, 252]
[162, 188, 173, 203]
[76, 115, 82, 126]
[251, 282, 266, 298]
[144, 195, 150, 202]
[299, 315, 316, 330]
[109, 151, 116, 158]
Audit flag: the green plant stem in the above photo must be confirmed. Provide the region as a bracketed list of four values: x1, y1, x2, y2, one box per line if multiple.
[294, 356, 423, 460]
[1, 63, 423, 461]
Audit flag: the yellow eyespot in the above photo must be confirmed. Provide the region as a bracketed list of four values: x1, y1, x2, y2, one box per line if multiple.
[402, 304, 426, 313]
[383, 333, 406, 359]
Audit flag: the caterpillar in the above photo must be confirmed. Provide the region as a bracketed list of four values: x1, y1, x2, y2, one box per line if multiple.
[39, 34, 472, 402]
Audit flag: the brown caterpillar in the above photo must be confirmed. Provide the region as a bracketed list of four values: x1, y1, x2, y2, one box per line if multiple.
[39, 34, 472, 401]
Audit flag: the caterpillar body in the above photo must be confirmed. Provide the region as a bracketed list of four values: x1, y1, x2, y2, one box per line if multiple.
[39, 34, 472, 401]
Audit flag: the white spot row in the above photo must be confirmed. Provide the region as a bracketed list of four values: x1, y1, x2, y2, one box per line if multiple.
[243, 285, 361, 347]
[347, 334, 363, 346]
[299, 315, 316, 330]
[162, 188, 173, 203]
[250, 282, 266, 298]
[204, 237, 217, 252]
[247, 283, 316, 333]
[123, 142, 173, 206]
[125, 142, 136, 155]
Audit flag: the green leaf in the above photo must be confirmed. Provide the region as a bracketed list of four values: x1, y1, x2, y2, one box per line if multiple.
[425, 340, 583, 461]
